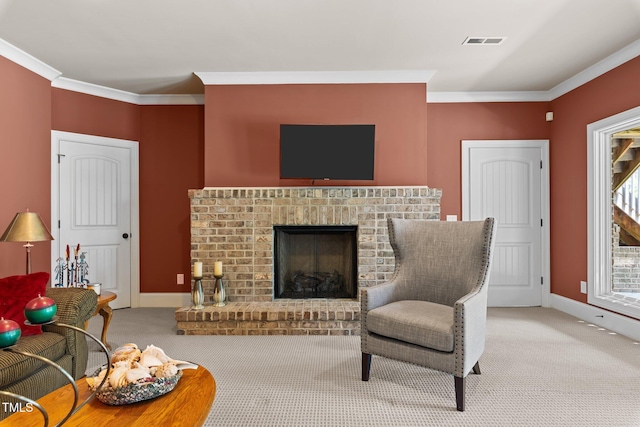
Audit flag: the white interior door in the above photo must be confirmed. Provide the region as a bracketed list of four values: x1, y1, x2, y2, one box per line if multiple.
[462, 140, 549, 307]
[52, 132, 139, 309]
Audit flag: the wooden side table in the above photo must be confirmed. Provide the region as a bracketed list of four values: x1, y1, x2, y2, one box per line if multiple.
[84, 290, 117, 350]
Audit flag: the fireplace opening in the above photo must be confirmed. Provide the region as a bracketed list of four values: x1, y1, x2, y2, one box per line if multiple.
[274, 225, 357, 299]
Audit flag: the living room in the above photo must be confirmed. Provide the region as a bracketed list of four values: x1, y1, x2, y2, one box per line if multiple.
[2, 29, 640, 334]
[1, 1, 640, 424]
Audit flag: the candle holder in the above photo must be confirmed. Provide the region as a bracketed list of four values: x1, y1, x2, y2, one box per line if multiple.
[192, 277, 204, 309]
[213, 274, 226, 307]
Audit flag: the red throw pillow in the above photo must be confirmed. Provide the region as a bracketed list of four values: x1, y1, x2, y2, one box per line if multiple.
[0, 272, 50, 336]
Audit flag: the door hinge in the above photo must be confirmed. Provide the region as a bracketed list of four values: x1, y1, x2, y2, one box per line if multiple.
[540, 160, 543, 169]
[58, 220, 60, 229]
[541, 219, 543, 226]
[541, 276, 544, 285]
[57, 154, 66, 164]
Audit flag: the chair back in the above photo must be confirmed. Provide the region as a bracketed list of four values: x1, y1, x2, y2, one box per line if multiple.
[387, 217, 496, 307]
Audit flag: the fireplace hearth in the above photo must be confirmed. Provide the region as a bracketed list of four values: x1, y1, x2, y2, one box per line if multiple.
[274, 225, 357, 299]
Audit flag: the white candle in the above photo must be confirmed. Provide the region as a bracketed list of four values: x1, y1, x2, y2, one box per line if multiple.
[194, 262, 203, 278]
[214, 261, 223, 276]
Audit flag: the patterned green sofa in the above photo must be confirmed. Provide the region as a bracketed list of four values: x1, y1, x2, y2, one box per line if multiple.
[0, 287, 97, 420]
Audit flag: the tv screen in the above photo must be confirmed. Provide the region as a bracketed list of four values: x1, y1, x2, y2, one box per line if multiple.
[280, 124, 375, 180]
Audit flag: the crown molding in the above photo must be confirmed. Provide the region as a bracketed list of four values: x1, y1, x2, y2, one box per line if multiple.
[548, 38, 640, 100]
[195, 70, 436, 85]
[426, 91, 551, 103]
[2, 34, 639, 105]
[52, 77, 140, 104]
[0, 38, 61, 81]
[137, 94, 205, 105]
[51, 77, 205, 105]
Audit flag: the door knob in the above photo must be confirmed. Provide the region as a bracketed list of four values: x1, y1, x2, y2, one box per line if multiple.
[123, 233, 129, 239]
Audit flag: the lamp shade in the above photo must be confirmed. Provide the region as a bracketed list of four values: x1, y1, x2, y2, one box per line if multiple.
[0, 211, 53, 243]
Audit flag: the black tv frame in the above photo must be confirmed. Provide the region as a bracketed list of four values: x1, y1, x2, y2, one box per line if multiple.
[279, 124, 375, 180]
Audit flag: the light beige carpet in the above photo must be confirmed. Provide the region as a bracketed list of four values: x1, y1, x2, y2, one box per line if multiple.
[87, 307, 640, 426]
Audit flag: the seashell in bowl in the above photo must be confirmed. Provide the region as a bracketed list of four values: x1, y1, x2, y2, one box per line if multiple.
[155, 362, 178, 378]
[108, 366, 130, 389]
[138, 352, 164, 368]
[86, 368, 107, 389]
[141, 344, 170, 363]
[87, 343, 189, 405]
[125, 367, 152, 384]
[111, 344, 142, 367]
[92, 368, 183, 406]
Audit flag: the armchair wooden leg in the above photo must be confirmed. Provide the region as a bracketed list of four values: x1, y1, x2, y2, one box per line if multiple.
[472, 361, 481, 375]
[362, 353, 372, 381]
[454, 376, 465, 412]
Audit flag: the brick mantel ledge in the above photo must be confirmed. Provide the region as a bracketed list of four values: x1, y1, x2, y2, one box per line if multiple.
[175, 299, 361, 335]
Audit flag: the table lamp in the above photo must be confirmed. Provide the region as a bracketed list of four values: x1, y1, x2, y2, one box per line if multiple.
[0, 210, 54, 274]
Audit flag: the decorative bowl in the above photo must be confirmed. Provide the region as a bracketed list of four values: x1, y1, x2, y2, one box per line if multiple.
[93, 369, 183, 405]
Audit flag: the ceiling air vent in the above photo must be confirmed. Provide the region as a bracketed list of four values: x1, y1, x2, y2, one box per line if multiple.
[462, 37, 506, 45]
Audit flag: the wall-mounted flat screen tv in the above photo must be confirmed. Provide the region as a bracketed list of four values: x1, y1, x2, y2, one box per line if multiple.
[280, 124, 375, 180]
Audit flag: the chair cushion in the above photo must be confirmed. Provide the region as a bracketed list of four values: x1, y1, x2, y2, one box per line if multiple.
[367, 300, 454, 352]
[0, 331, 67, 387]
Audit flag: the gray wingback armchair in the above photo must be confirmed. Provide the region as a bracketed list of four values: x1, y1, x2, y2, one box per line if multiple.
[361, 217, 497, 412]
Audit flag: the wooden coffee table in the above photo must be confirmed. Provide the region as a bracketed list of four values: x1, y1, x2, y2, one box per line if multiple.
[0, 366, 215, 426]
[84, 291, 117, 350]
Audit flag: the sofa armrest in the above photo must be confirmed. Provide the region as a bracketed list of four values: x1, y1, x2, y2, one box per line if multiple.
[42, 288, 98, 379]
[45, 288, 97, 326]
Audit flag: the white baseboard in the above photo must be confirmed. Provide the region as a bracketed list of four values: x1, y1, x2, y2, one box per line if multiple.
[137, 292, 192, 308]
[550, 293, 640, 341]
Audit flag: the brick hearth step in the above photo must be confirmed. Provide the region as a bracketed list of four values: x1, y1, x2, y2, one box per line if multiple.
[175, 299, 360, 336]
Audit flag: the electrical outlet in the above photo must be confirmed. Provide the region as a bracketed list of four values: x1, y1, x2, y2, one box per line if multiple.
[580, 281, 587, 294]
[177, 274, 184, 285]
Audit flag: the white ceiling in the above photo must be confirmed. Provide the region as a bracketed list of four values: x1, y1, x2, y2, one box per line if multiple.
[1, 0, 639, 97]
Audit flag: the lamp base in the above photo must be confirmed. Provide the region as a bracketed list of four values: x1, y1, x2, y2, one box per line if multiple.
[24, 242, 33, 275]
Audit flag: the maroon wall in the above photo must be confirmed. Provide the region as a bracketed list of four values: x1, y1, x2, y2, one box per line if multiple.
[52, 90, 204, 293]
[4, 49, 640, 307]
[0, 57, 53, 278]
[139, 105, 204, 292]
[203, 84, 428, 187]
[426, 102, 552, 218]
[549, 56, 640, 302]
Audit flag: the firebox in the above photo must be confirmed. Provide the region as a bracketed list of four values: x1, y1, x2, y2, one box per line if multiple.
[273, 225, 357, 299]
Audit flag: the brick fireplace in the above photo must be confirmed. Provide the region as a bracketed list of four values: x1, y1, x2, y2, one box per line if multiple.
[175, 186, 441, 335]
